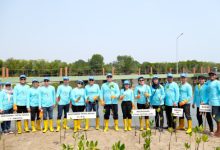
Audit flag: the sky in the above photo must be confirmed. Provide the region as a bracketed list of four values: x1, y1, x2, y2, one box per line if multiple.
[0, 0, 220, 63]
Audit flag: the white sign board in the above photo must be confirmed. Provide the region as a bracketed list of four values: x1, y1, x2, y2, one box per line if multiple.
[172, 108, 183, 117]
[0, 113, 31, 121]
[199, 105, 212, 112]
[67, 112, 96, 119]
[132, 109, 156, 117]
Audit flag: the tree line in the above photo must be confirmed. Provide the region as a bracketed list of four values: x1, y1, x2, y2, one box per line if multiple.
[0, 54, 219, 77]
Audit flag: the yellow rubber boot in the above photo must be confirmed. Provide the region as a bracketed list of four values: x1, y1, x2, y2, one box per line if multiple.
[77, 120, 81, 130]
[74, 120, 78, 133]
[43, 120, 48, 133]
[17, 121, 22, 134]
[104, 119, 109, 132]
[56, 120, 61, 132]
[123, 119, 127, 131]
[145, 119, 151, 131]
[114, 119, 119, 131]
[128, 119, 132, 131]
[177, 119, 185, 130]
[63, 118, 70, 130]
[36, 120, 41, 131]
[96, 118, 100, 130]
[31, 121, 37, 132]
[24, 120, 30, 132]
[85, 119, 89, 131]
[139, 118, 144, 131]
[186, 120, 192, 134]
[49, 119, 54, 132]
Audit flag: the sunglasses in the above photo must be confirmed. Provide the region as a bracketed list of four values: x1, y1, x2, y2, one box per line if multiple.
[139, 79, 144, 81]
[107, 76, 112, 78]
[20, 78, 26, 81]
[44, 80, 49, 82]
[77, 83, 83, 85]
[89, 79, 94, 81]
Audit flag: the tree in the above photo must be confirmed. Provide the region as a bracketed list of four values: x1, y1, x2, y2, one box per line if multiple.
[88, 54, 104, 72]
[115, 55, 140, 74]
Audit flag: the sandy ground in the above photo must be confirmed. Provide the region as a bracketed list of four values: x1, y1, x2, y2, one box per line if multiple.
[0, 101, 219, 150]
[0, 126, 220, 150]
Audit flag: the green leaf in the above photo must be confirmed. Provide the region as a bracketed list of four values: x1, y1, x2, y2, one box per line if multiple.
[201, 134, 209, 142]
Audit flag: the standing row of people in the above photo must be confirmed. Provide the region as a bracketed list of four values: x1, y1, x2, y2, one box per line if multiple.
[0, 72, 219, 137]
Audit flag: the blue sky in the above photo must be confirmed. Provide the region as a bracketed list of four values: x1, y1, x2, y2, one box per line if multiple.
[0, 0, 220, 63]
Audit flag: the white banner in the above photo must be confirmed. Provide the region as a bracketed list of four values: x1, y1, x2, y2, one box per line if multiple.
[172, 108, 183, 117]
[0, 113, 31, 121]
[67, 112, 96, 119]
[199, 105, 212, 112]
[132, 109, 156, 117]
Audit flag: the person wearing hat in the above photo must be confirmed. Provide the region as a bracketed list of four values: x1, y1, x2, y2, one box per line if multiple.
[134, 76, 151, 131]
[206, 71, 220, 137]
[39, 77, 56, 133]
[177, 73, 193, 134]
[119, 80, 135, 131]
[164, 73, 179, 130]
[71, 80, 86, 133]
[85, 76, 101, 130]
[150, 75, 165, 132]
[100, 73, 120, 132]
[192, 75, 213, 134]
[27, 79, 41, 132]
[0, 82, 14, 134]
[13, 74, 30, 134]
[56, 76, 72, 132]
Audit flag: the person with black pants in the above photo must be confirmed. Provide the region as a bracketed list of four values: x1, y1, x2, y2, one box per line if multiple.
[193, 75, 213, 134]
[150, 75, 165, 132]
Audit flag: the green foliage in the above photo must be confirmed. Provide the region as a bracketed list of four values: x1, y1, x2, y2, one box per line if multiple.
[184, 142, 190, 150]
[62, 134, 99, 150]
[88, 54, 104, 73]
[112, 141, 125, 150]
[142, 130, 152, 150]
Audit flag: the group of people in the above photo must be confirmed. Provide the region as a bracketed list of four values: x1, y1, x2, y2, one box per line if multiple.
[0, 71, 220, 138]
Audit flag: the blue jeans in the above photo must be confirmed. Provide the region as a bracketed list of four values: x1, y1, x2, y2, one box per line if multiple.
[212, 106, 220, 123]
[86, 102, 99, 118]
[57, 104, 70, 119]
[42, 106, 53, 120]
[1, 108, 13, 132]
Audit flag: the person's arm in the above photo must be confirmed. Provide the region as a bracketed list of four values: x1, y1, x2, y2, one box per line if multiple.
[160, 86, 165, 100]
[174, 84, 180, 106]
[192, 86, 197, 108]
[187, 84, 193, 103]
[115, 83, 120, 98]
[56, 86, 61, 102]
[100, 84, 105, 106]
[13, 86, 17, 105]
[0, 92, 3, 112]
[27, 89, 30, 109]
[53, 87, 56, 106]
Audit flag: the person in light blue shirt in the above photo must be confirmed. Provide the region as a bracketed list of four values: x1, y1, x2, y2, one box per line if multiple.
[56, 76, 72, 132]
[71, 80, 86, 133]
[150, 75, 165, 132]
[100, 73, 120, 132]
[206, 71, 220, 137]
[13, 74, 30, 134]
[85, 76, 100, 130]
[134, 76, 151, 131]
[177, 73, 193, 134]
[192, 75, 213, 133]
[0, 82, 14, 134]
[27, 79, 41, 132]
[164, 73, 179, 129]
[39, 77, 56, 133]
[119, 80, 134, 131]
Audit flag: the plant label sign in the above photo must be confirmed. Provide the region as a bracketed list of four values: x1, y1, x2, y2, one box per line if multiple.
[199, 105, 212, 112]
[172, 108, 183, 117]
[132, 109, 156, 117]
[67, 112, 96, 119]
[0, 113, 30, 121]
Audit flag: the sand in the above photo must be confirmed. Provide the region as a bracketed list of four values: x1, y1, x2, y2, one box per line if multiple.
[0, 126, 220, 150]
